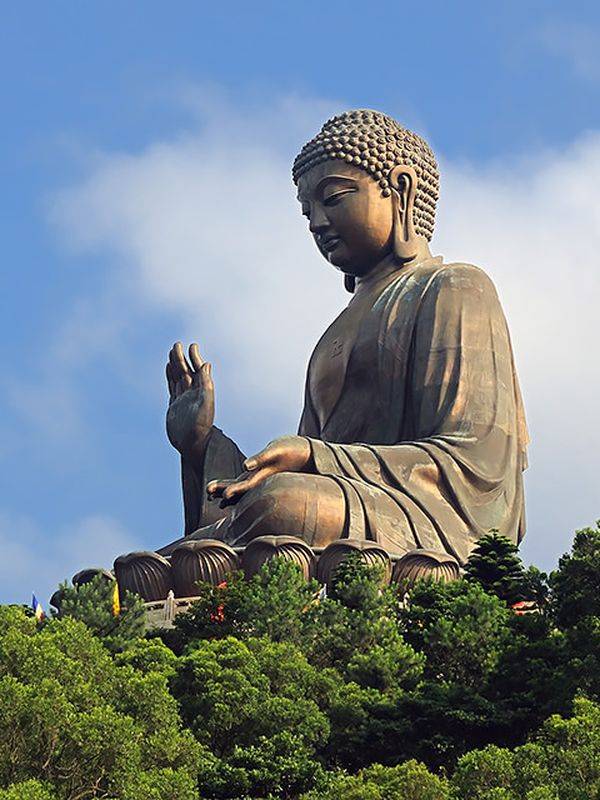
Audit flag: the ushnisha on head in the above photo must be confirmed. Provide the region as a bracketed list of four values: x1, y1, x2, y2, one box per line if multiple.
[294, 109, 440, 286]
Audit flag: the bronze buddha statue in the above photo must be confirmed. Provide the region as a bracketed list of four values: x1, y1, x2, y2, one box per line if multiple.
[114, 109, 529, 598]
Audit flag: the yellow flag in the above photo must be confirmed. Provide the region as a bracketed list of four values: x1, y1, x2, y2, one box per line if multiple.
[112, 582, 120, 617]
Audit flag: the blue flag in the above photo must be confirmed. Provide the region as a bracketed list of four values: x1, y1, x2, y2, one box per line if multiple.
[31, 593, 45, 622]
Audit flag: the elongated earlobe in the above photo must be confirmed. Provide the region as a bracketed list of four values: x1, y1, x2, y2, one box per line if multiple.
[390, 169, 419, 262]
[344, 274, 356, 293]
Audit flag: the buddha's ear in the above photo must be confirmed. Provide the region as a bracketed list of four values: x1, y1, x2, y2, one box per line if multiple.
[344, 274, 356, 293]
[388, 164, 419, 262]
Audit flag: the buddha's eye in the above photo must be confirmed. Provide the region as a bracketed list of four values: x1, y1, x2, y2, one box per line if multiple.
[323, 188, 355, 207]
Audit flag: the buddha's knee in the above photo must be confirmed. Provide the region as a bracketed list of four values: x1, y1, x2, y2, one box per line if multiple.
[256, 471, 307, 505]
[228, 472, 310, 542]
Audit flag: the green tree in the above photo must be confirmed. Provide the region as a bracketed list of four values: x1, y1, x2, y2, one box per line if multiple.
[399, 579, 511, 688]
[171, 635, 333, 798]
[451, 745, 516, 799]
[394, 683, 499, 772]
[211, 731, 327, 800]
[5, 523, 600, 799]
[521, 565, 550, 612]
[551, 522, 600, 628]
[0, 606, 203, 800]
[301, 760, 449, 800]
[119, 768, 200, 800]
[451, 697, 600, 799]
[297, 557, 427, 772]
[115, 636, 178, 679]
[325, 680, 496, 773]
[389, 580, 513, 770]
[464, 532, 526, 605]
[550, 523, 600, 701]
[306, 555, 424, 685]
[325, 680, 408, 770]
[0, 781, 58, 800]
[174, 559, 319, 648]
[52, 574, 146, 653]
[561, 615, 600, 701]
[533, 696, 600, 797]
[485, 614, 570, 745]
[176, 555, 424, 691]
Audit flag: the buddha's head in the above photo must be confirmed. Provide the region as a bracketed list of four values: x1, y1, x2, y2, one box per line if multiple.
[293, 110, 439, 287]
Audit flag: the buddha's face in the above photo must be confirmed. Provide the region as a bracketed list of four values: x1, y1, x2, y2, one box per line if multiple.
[297, 160, 394, 276]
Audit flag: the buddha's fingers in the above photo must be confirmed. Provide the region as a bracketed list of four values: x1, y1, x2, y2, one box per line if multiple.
[188, 343, 205, 372]
[168, 344, 183, 383]
[165, 362, 176, 400]
[243, 442, 282, 472]
[172, 341, 193, 397]
[220, 466, 276, 506]
[173, 341, 192, 375]
[168, 348, 181, 396]
[207, 478, 236, 498]
[199, 363, 214, 413]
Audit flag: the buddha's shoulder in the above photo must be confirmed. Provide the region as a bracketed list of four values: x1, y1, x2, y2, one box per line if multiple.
[412, 259, 498, 296]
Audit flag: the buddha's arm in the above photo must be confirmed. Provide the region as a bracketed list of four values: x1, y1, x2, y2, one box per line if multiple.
[297, 372, 321, 438]
[181, 426, 246, 534]
[202, 368, 321, 510]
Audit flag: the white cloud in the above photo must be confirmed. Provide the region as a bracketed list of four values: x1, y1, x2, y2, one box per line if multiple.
[0, 512, 143, 606]
[47, 92, 600, 570]
[48, 94, 347, 441]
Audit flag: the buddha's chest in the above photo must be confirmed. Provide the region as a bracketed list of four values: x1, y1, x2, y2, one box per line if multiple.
[309, 298, 373, 429]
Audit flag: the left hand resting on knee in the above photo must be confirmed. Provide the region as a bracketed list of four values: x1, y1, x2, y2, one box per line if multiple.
[207, 435, 313, 507]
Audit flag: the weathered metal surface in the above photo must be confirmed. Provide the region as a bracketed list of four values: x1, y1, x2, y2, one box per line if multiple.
[171, 539, 239, 596]
[114, 551, 173, 602]
[241, 535, 316, 580]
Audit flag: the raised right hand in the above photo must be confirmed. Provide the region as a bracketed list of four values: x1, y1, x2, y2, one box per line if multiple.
[166, 342, 215, 460]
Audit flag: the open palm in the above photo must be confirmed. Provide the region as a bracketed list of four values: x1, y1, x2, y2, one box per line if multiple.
[166, 342, 215, 459]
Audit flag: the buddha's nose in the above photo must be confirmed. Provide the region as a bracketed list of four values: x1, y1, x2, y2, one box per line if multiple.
[309, 205, 329, 234]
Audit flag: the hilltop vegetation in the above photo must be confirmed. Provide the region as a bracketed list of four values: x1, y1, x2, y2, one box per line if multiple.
[1, 523, 600, 799]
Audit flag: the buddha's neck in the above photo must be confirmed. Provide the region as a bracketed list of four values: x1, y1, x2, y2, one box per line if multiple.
[355, 240, 434, 290]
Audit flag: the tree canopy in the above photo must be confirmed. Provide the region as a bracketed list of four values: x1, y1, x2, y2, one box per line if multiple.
[2, 523, 600, 798]
[463, 532, 527, 605]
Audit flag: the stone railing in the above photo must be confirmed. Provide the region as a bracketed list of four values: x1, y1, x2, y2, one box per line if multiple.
[144, 591, 197, 629]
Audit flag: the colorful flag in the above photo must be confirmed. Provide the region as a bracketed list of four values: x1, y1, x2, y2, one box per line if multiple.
[209, 581, 227, 623]
[112, 582, 120, 617]
[31, 594, 45, 623]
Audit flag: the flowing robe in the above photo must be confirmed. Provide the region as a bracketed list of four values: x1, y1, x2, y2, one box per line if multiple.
[181, 256, 528, 564]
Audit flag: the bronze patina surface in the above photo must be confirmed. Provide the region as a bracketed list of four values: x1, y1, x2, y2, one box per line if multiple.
[118, 109, 529, 598]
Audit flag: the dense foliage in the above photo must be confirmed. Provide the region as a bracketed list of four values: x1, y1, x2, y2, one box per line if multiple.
[52, 575, 147, 652]
[1, 521, 600, 799]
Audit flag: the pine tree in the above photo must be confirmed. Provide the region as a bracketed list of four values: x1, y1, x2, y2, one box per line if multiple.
[551, 521, 600, 628]
[52, 573, 146, 652]
[521, 565, 550, 612]
[464, 532, 526, 605]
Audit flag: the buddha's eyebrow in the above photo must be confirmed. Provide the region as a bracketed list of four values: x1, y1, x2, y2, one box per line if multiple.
[316, 175, 357, 192]
[298, 175, 357, 203]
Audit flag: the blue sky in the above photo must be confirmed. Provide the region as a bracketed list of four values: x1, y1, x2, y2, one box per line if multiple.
[2, 1, 600, 604]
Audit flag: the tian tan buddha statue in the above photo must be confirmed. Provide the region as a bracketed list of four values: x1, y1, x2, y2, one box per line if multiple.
[112, 109, 529, 600]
